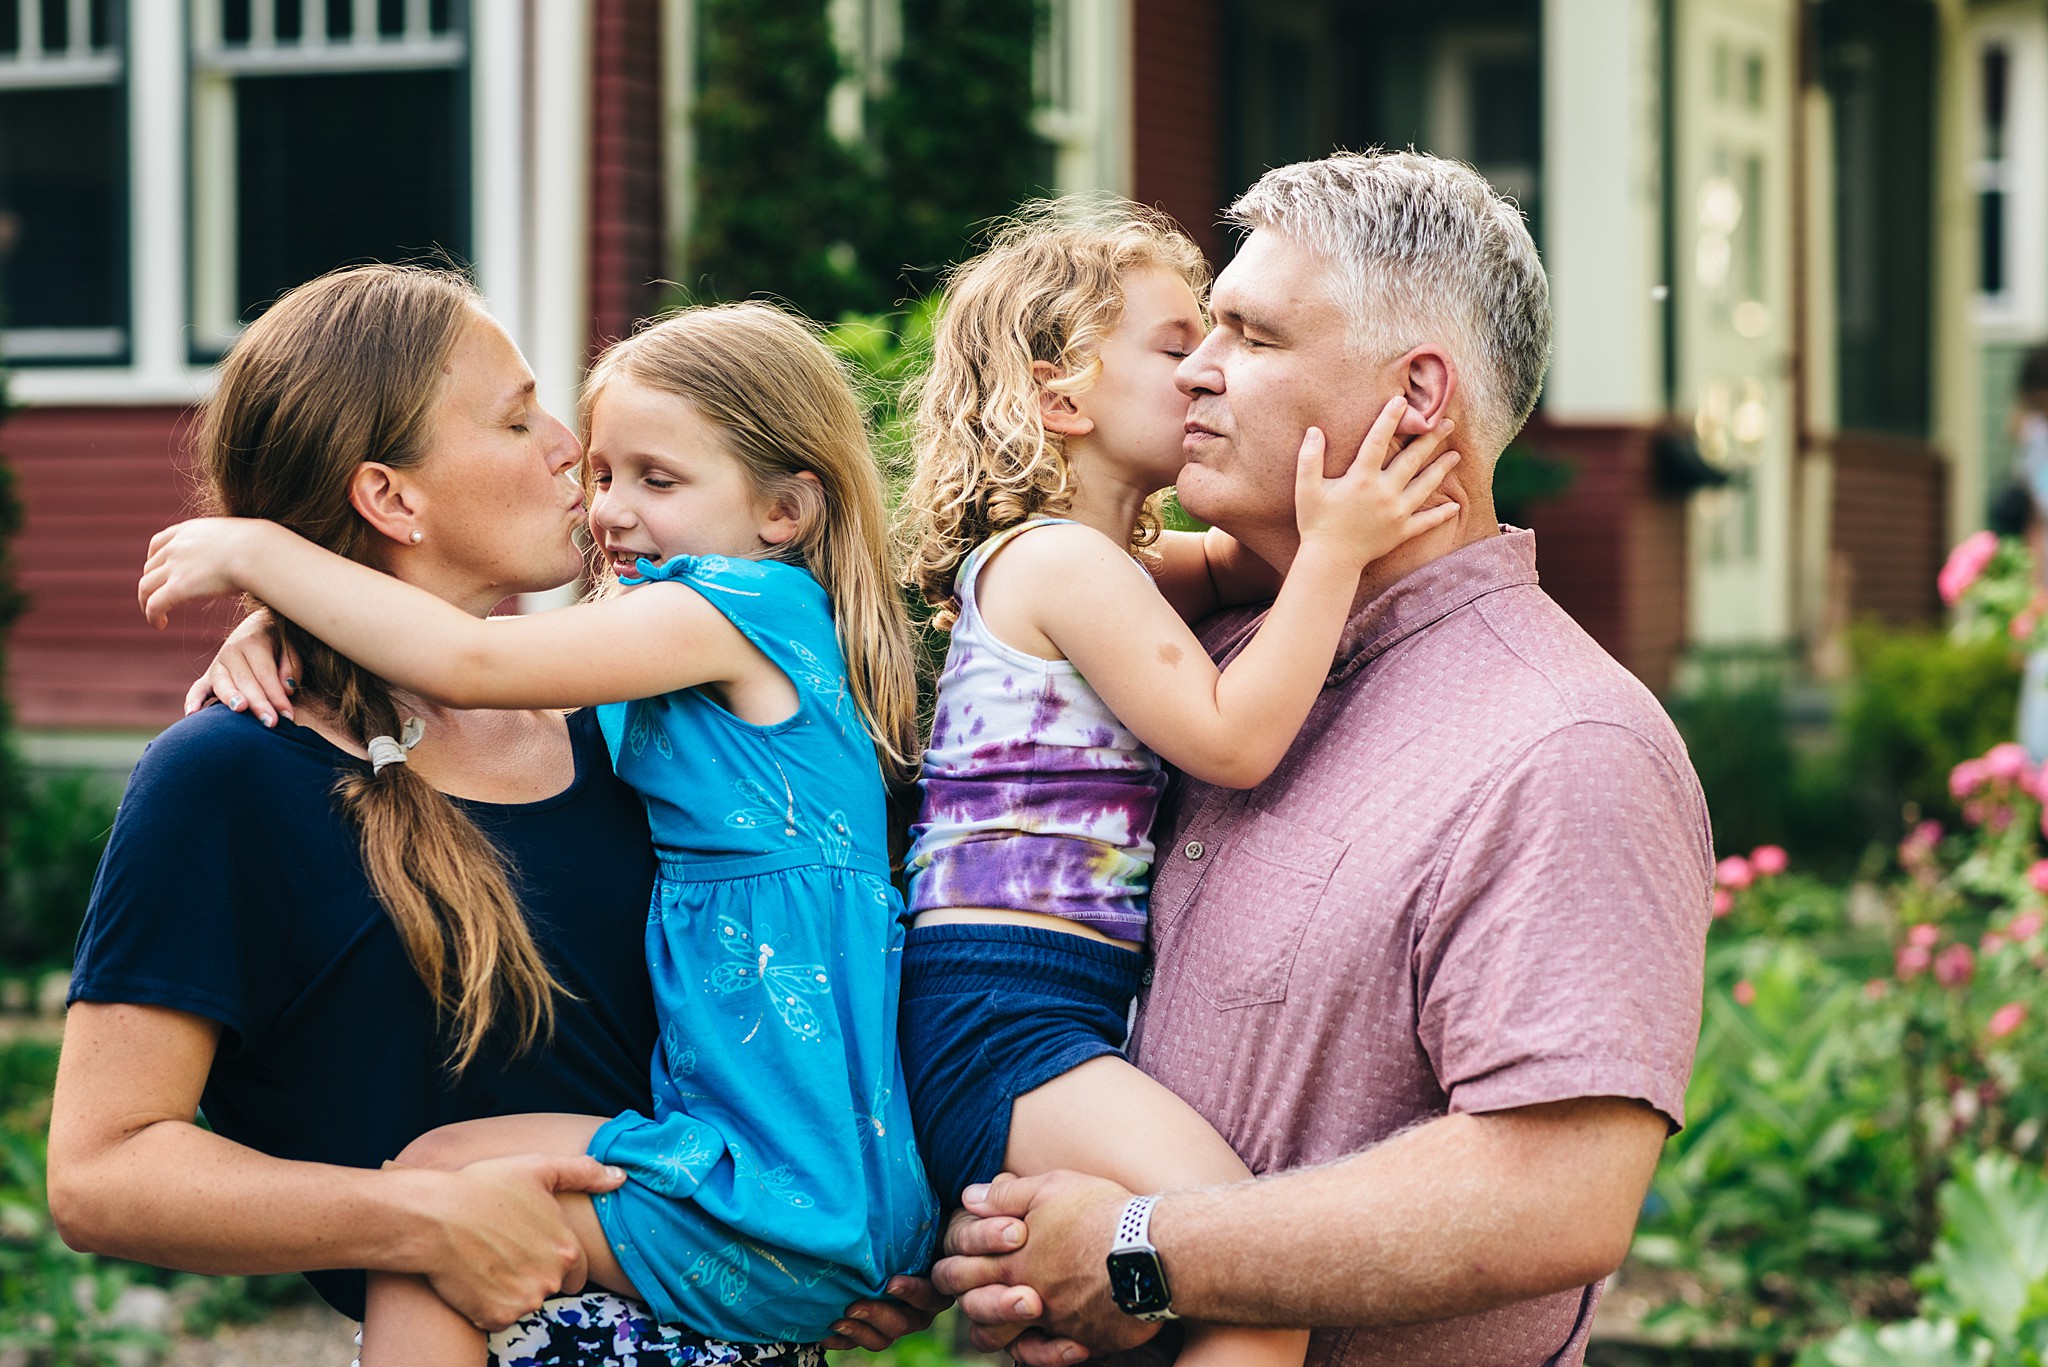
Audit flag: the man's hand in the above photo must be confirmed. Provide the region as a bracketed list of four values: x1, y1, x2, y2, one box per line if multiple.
[416, 1154, 627, 1332]
[932, 1171, 1157, 1361]
[821, 1276, 952, 1352]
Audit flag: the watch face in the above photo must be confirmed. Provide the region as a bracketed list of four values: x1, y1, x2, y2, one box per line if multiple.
[1106, 1249, 1173, 1316]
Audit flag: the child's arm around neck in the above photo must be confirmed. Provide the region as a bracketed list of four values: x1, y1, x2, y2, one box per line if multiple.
[140, 518, 788, 715]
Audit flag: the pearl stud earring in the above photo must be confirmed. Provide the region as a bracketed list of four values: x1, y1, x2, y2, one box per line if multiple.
[409, 530, 423, 544]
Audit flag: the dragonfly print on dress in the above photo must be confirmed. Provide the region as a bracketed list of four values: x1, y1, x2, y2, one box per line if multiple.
[708, 915, 832, 1043]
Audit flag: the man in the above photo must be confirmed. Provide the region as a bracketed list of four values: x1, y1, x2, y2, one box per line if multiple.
[933, 151, 1713, 1367]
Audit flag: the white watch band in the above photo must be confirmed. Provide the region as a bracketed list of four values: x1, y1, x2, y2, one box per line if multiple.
[1113, 1193, 1161, 1252]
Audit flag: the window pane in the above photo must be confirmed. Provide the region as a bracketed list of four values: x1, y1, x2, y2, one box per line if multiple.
[0, 83, 123, 339]
[232, 69, 467, 324]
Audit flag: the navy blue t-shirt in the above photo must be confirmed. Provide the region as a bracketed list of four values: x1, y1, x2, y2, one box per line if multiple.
[69, 705, 660, 1319]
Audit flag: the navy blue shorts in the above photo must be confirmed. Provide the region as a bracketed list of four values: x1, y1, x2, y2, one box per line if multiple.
[898, 923, 1147, 1205]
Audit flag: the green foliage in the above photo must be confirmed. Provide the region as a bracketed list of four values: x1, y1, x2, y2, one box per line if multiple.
[1492, 443, 1575, 526]
[1666, 653, 1868, 868]
[1840, 627, 2022, 834]
[869, 0, 1044, 300]
[686, 0, 876, 316]
[0, 773, 119, 969]
[1798, 1155, 2048, 1367]
[685, 2, 1047, 320]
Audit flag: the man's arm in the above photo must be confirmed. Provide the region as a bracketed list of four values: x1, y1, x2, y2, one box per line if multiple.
[935, 1096, 1667, 1356]
[48, 1001, 626, 1330]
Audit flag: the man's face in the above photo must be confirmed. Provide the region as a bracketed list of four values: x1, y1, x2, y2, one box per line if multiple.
[1173, 229, 1385, 554]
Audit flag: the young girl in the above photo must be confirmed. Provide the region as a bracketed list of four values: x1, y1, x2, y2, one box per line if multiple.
[896, 203, 1459, 1366]
[139, 302, 938, 1362]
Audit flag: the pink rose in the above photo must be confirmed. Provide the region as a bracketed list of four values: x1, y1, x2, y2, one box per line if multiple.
[1711, 888, 1734, 918]
[1749, 845, 1789, 877]
[1865, 978, 1890, 1001]
[2014, 910, 2046, 939]
[2030, 864, 2048, 896]
[1990, 1002, 2029, 1039]
[1953, 759, 1989, 800]
[1984, 931, 2011, 955]
[1897, 944, 1932, 978]
[1939, 530, 2000, 605]
[1732, 980, 1756, 1006]
[1936, 943, 1976, 987]
[1908, 923, 1941, 948]
[1715, 856, 1754, 890]
[2015, 609, 2040, 641]
[1986, 743, 2033, 784]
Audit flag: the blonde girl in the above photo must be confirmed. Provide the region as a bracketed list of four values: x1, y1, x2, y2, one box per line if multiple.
[895, 202, 1459, 1367]
[139, 302, 937, 1362]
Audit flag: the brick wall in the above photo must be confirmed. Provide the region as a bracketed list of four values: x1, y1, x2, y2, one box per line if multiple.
[3, 406, 239, 731]
[1518, 419, 1690, 692]
[1830, 433, 1947, 627]
[588, 0, 667, 352]
[1131, 0, 1224, 264]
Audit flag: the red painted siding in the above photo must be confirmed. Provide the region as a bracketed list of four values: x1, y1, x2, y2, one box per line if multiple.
[4, 406, 240, 731]
[1518, 419, 1690, 693]
[1830, 433, 1946, 627]
[588, 0, 667, 354]
[1132, 0, 1223, 264]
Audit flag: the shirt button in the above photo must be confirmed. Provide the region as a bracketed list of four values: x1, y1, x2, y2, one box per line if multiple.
[1184, 840, 1205, 861]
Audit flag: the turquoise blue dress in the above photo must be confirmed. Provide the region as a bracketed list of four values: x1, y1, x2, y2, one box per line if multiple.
[585, 553, 936, 1345]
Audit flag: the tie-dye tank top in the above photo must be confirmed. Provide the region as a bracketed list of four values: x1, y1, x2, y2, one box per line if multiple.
[904, 519, 1167, 941]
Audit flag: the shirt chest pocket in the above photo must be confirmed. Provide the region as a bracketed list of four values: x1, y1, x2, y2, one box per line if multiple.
[1180, 811, 1348, 1011]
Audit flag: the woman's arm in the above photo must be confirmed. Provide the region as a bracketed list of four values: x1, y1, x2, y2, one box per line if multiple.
[48, 1001, 627, 1331]
[1003, 401, 1457, 789]
[139, 521, 767, 710]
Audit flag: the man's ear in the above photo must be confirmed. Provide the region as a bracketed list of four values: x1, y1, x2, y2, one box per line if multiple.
[1394, 347, 1457, 435]
[760, 470, 822, 547]
[347, 463, 425, 547]
[1031, 360, 1096, 439]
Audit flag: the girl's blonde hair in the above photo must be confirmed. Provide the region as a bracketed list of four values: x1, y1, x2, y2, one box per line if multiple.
[901, 199, 1209, 627]
[198, 264, 564, 1075]
[584, 302, 920, 784]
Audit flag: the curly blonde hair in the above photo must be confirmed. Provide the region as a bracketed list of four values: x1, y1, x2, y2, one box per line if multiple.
[900, 199, 1210, 628]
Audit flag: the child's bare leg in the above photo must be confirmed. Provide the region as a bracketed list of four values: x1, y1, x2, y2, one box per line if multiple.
[360, 1113, 634, 1367]
[1008, 1056, 1310, 1367]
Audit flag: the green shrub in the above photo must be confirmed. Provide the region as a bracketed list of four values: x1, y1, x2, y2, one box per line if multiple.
[1839, 626, 2022, 837]
[1, 773, 119, 970]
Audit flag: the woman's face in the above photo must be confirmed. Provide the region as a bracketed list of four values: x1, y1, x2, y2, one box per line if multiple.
[400, 312, 588, 610]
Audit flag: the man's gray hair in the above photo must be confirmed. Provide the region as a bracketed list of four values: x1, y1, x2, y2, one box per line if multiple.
[1229, 150, 1551, 459]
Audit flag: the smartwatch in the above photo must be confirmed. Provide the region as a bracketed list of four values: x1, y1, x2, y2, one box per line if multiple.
[1105, 1193, 1178, 1321]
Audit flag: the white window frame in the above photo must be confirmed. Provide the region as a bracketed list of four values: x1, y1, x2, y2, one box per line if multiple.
[1035, 0, 1131, 198]
[12, 3, 588, 425]
[0, 0, 127, 364]
[1974, 11, 2048, 341]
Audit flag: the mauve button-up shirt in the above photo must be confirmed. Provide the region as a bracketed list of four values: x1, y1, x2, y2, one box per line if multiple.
[1129, 529, 1713, 1367]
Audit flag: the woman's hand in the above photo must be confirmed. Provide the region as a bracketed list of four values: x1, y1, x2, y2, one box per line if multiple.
[821, 1275, 953, 1352]
[186, 610, 299, 727]
[139, 518, 269, 630]
[1294, 397, 1461, 569]
[412, 1154, 630, 1332]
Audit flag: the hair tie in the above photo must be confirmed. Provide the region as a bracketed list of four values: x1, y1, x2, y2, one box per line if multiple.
[367, 717, 426, 775]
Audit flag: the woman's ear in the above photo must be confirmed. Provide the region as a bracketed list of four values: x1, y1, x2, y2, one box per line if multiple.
[347, 463, 426, 547]
[1394, 346, 1458, 435]
[760, 470, 822, 548]
[1031, 359, 1096, 439]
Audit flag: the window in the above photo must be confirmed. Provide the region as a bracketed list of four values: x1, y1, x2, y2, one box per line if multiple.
[189, 0, 469, 352]
[0, 0, 126, 362]
[1973, 18, 2046, 338]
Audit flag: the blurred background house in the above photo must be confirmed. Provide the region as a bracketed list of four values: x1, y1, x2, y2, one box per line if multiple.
[0, 0, 2034, 762]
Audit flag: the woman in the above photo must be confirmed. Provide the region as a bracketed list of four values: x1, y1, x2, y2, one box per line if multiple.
[46, 264, 937, 1365]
